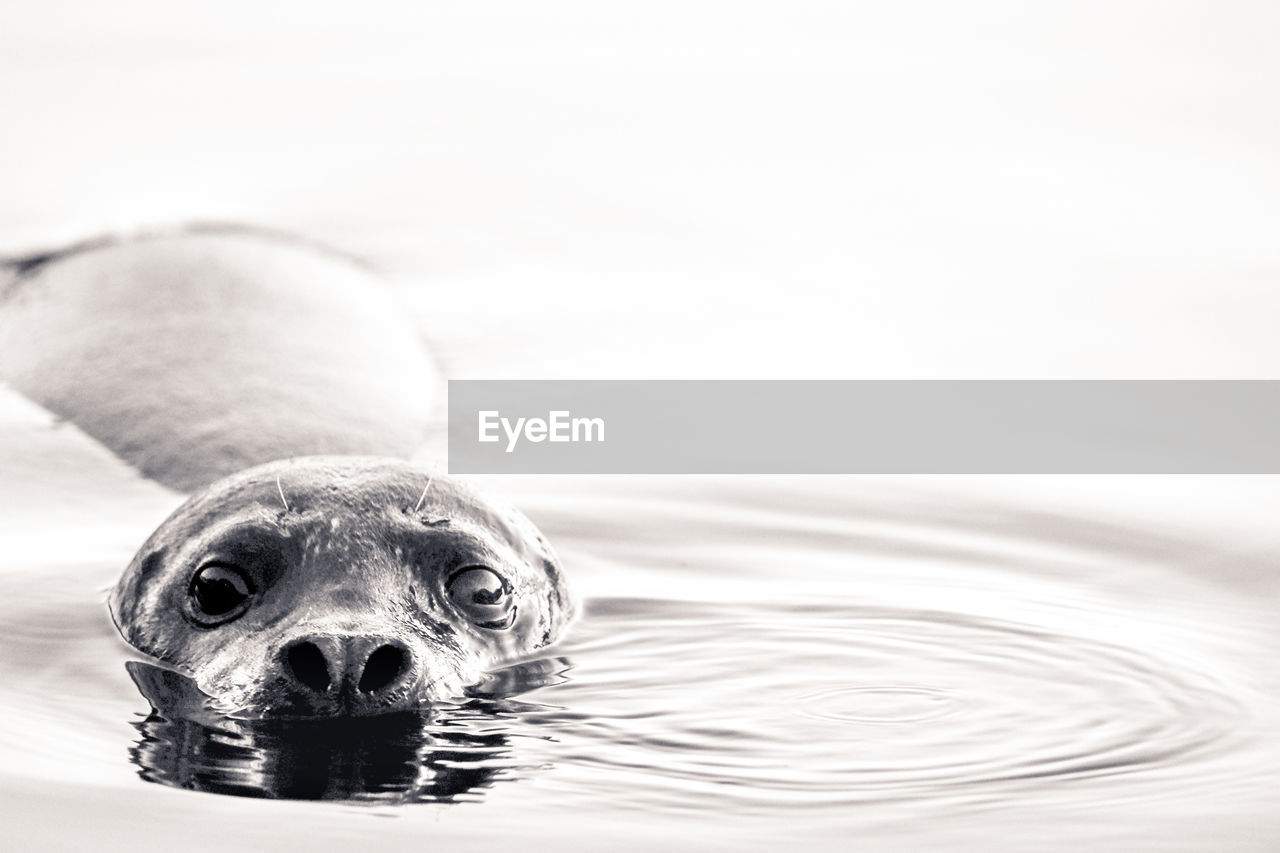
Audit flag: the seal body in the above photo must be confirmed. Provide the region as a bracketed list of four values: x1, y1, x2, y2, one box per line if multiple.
[110, 456, 575, 717]
[0, 227, 439, 492]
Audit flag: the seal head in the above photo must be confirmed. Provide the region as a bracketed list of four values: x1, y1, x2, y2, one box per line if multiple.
[109, 456, 575, 717]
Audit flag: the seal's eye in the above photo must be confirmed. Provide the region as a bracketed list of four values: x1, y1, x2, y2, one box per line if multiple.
[446, 566, 516, 629]
[189, 564, 255, 624]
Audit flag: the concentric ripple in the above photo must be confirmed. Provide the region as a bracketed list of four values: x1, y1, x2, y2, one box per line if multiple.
[527, 597, 1254, 813]
[795, 685, 963, 724]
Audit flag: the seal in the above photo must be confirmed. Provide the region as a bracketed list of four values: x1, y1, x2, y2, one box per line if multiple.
[0, 227, 575, 717]
[109, 455, 575, 717]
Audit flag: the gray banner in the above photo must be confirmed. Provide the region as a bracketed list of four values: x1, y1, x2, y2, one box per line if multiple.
[447, 380, 1280, 474]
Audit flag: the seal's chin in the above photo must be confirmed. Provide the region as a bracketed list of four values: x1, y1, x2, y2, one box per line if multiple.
[127, 663, 474, 720]
[261, 673, 471, 719]
[130, 645, 481, 719]
[262, 689, 429, 719]
[217, 664, 478, 719]
[128, 652, 571, 729]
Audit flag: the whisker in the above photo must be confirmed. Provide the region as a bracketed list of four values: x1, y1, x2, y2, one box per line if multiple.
[411, 477, 434, 514]
[276, 475, 290, 512]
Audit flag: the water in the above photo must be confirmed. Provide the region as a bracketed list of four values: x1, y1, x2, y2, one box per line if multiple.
[2, 457, 1278, 850]
[4, 2, 1280, 848]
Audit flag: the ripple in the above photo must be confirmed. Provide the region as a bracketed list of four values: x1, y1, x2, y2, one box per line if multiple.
[544, 599, 1256, 811]
[794, 686, 963, 724]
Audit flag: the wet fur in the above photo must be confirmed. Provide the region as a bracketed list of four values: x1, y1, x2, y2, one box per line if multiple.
[110, 457, 575, 716]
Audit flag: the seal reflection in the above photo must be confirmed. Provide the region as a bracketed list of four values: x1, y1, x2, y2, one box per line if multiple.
[125, 657, 570, 802]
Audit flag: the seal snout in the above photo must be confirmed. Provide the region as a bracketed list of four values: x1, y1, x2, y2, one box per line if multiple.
[280, 634, 414, 711]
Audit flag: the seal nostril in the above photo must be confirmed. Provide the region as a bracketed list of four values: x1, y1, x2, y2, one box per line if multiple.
[285, 641, 331, 693]
[359, 644, 406, 693]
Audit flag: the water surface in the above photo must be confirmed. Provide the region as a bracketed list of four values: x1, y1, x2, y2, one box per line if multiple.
[2, 453, 1278, 851]
[3, 4, 1280, 848]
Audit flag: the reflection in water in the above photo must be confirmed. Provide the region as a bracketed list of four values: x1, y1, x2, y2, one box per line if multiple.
[126, 657, 571, 802]
[132, 709, 504, 802]
[2, 477, 1277, 850]
[121, 596, 1259, 810]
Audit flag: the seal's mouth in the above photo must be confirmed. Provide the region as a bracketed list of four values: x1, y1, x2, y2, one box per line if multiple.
[271, 687, 424, 718]
[126, 659, 468, 720]
[127, 653, 571, 725]
[254, 635, 479, 717]
[124, 622, 479, 718]
[253, 672, 472, 718]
